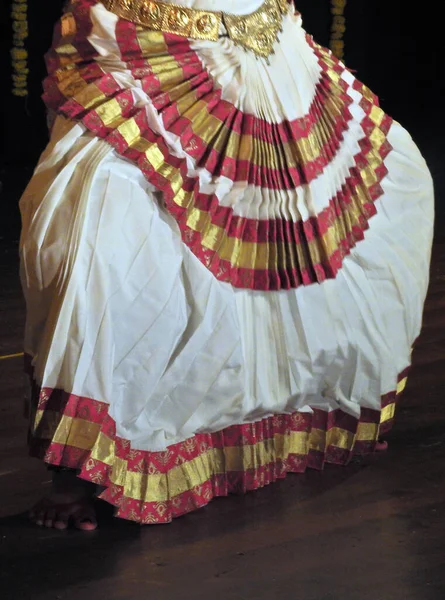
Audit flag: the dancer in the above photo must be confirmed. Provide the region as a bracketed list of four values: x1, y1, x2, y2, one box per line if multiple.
[21, 0, 434, 529]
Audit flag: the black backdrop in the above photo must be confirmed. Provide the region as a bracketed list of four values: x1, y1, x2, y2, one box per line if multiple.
[1, 1, 443, 238]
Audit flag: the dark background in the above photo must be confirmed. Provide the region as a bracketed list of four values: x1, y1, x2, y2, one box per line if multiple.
[1, 0, 443, 240]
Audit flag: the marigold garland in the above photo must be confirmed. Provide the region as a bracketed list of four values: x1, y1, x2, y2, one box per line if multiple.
[11, 0, 29, 97]
[330, 0, 347, 60]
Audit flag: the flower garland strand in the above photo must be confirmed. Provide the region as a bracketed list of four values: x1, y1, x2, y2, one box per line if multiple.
[330, 0, 347, 60]
[11, 0, 29, 97]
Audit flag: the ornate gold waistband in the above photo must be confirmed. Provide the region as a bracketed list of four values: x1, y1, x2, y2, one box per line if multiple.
[101, 0, 289, 58]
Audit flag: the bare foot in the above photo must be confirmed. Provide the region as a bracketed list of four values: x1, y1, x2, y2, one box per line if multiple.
[375, 439, 388, 452]
[29, 470, 98, 531]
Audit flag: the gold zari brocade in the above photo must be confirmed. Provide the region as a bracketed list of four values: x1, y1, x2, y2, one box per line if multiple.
[102, 0, 289, 58]
[32, 380, 406, 504]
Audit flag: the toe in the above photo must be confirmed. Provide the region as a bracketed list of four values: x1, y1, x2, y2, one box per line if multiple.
[375, 440, 388, 452]
[76, 519, 98, 531]
[44, 508, 57, 528]
[54, 511, 70, 530]
[73, 507, 98, 531]
[29, 500, 46, 523]
[35, 510, 46, 526]
[29, 497, 96, 531]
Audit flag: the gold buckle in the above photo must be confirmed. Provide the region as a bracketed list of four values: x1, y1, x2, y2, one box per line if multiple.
[223, 0, 288, 58]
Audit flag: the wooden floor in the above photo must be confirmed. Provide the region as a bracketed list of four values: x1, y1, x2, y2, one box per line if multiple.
[0, 232, 444, 600]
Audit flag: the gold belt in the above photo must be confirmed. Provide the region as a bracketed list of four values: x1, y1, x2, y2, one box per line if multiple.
[102, 0, 289, 58]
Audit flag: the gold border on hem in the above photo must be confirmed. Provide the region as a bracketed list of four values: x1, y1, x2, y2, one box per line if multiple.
[32, 394, 400, 504]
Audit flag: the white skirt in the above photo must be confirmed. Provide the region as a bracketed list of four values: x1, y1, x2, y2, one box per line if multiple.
[19, 0, 434, 522]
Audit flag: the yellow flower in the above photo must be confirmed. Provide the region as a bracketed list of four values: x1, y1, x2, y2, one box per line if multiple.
[12, 4, 27, 13]
[13, 73, 27, 82]
[11, 48, 28, 60]
[12, 88, 28, 97]
[12, 21, 28, 33]
[12, 79, 27, 88]
[13, 32, 28, 42]
[12, 60, 27, 70]
[12, 11, 27, 21]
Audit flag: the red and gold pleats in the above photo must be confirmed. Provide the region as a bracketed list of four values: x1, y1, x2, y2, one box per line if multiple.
[42, 1, 392, 291]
